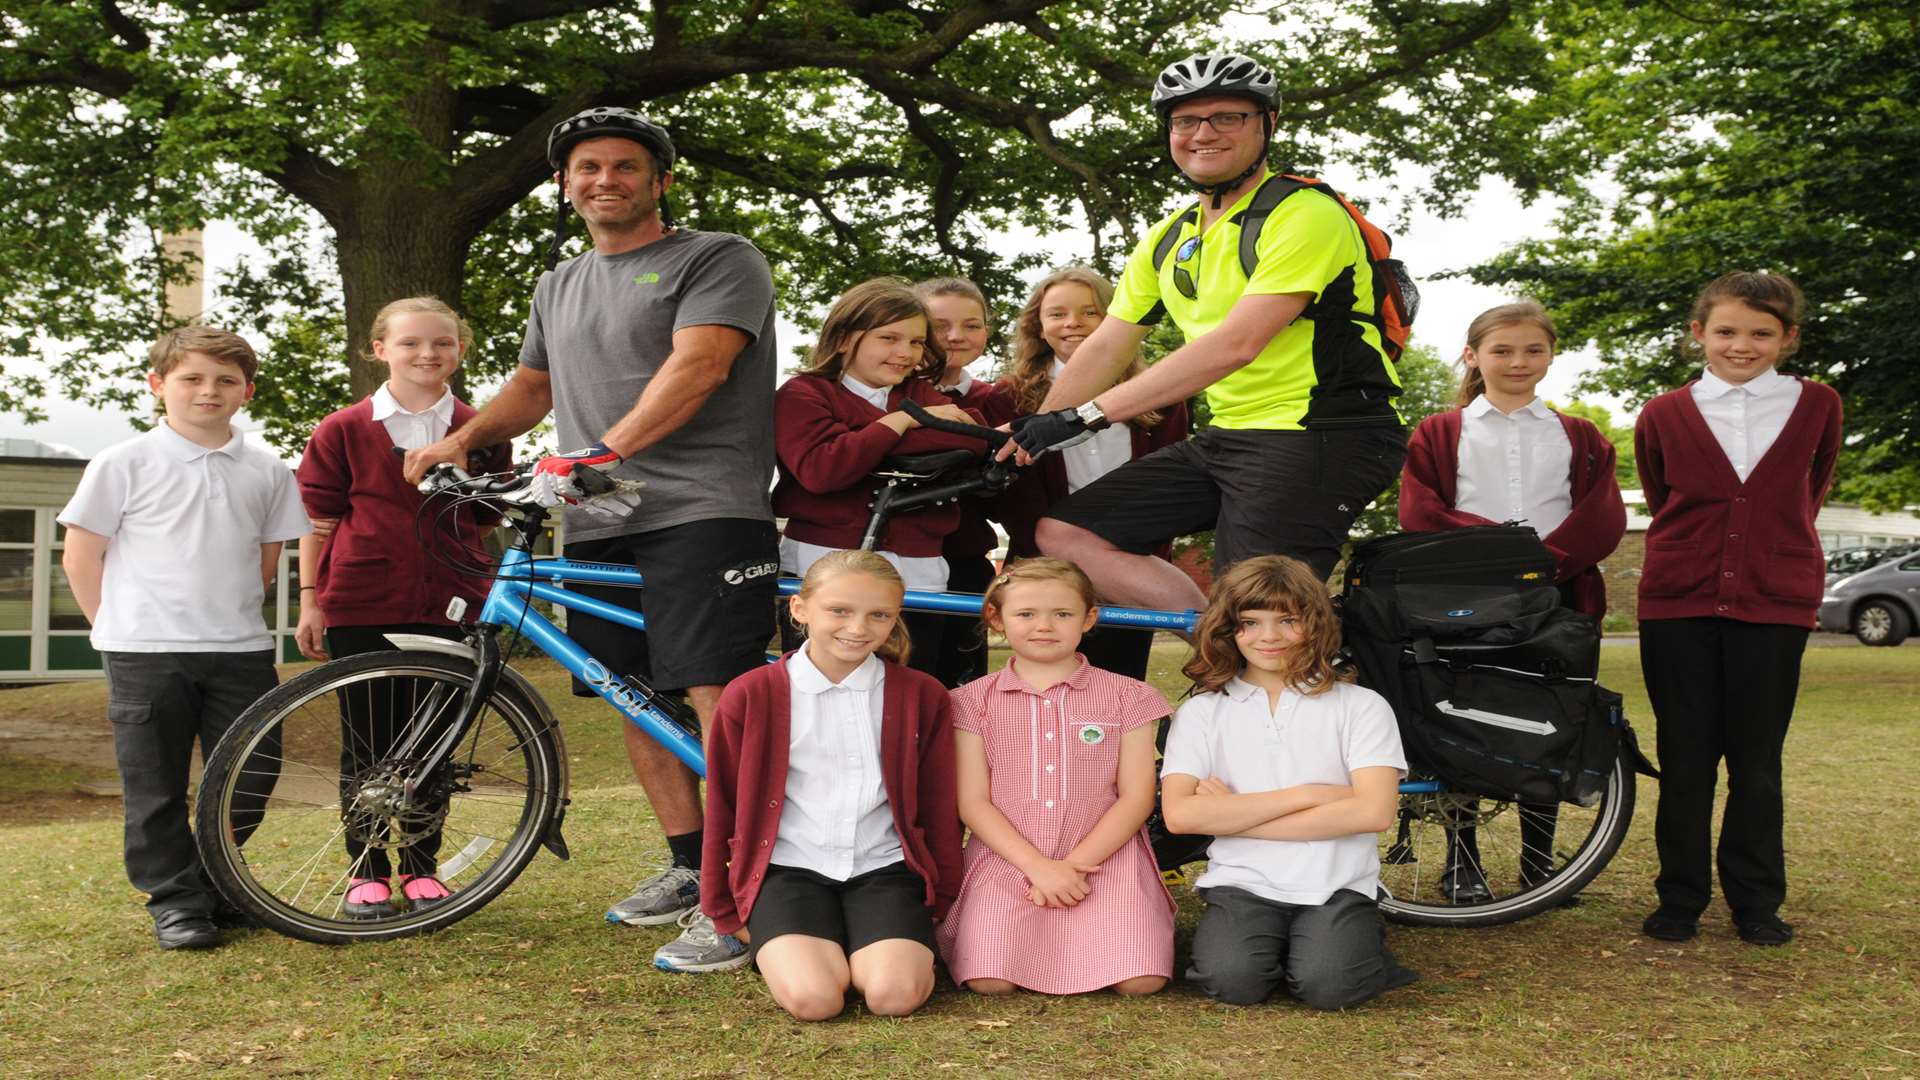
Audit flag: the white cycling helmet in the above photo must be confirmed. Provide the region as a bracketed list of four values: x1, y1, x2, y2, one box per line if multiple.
[1151, 53, 1279, 116]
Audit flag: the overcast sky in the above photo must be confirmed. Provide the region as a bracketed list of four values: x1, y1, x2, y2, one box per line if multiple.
[2, 170, 1610, 461]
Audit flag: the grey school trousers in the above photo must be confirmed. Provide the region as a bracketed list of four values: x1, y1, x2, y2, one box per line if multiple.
[102, 650, 280, 917]
[1187, 885, 1417, 1009]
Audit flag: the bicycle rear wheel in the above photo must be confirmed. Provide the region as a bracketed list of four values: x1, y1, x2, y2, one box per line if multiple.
[195, 650, 562, 944]
[1377, 750, 1635, 927]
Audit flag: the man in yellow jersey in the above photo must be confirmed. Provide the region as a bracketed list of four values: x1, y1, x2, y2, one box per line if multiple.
[1008, 52, 1407, 610]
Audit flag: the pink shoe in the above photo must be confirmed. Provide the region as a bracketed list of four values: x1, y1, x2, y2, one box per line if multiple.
[344, 878, 396, 919]
[399, 874, 453, 911]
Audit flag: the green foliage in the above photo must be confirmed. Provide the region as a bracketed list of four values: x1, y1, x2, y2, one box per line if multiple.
[2, 0, 1594, 452]
[1552, 399, 1637, 488]
[1469, 0, 1920, 507]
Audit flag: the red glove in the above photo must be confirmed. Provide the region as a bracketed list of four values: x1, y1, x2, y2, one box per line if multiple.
[533, 442, 622, 479]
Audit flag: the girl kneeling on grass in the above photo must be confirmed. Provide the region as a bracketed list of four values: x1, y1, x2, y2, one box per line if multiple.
[938, 557, 1175, 996]
[1160, 556, 1417, 1009]
[700, 551, 963, 1019]
[1635, 272, 1842, 948]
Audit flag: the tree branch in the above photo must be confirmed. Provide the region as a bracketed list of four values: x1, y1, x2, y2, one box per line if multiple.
[483, 0, 630, 29]
[1291, 2, 1515, 106]
[98, 0, 150, 52]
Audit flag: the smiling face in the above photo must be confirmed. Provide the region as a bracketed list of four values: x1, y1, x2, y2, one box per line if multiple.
[926, 293, 988, 380]
[1692, 301, 1797, 385]
[561, 135, 670, 237]
[1465, 321, 1554, 404]
[1233, 607, 1306, 678]
[1038, 282, 1104, 362]
[842, 315, 930, 388]
[988, 580, 1098, 668]
[789, 570, 904, 680]
[1167, 94, 1270, 188]
[374, 310, 463, 395]
[148, 350, 253, 442]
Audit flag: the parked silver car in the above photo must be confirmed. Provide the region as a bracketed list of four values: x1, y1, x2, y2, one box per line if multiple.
[1819, 551, 1920, 645]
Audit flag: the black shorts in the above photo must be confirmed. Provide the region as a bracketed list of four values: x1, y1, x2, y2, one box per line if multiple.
[1044, 425, 1407, 580]
[746, 862, 935, 960]
[564, 518, 778, 696]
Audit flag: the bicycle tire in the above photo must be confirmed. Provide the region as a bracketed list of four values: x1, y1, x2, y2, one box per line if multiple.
[1377, 749, 1635, 928]
[195, 650, 563, 945]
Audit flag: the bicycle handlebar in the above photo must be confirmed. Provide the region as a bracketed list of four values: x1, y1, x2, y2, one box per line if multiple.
[898, 398, 1011, 449]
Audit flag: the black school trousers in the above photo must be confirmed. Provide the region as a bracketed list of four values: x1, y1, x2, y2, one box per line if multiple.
[1639, 617, 1810, 921]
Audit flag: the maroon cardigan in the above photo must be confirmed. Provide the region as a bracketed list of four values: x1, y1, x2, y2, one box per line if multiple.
[1634, 378, 1842, 628]
[994, 382, 1192, 561]
[1399, 408, 1626, 617]
[296, 396, 511, 627]
[699, 655, 963, 936]
[940, 378, 1018, 560]
[773, 373, 987, 556]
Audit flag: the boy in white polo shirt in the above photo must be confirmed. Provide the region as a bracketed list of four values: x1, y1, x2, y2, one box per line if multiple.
[1160, 556, 1416, 1008]
[59, 326, 310, 951]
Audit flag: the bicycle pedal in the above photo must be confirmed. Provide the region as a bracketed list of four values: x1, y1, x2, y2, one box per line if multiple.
[1383, 842, 1417, 865]
[1160, 868, 1189, 888]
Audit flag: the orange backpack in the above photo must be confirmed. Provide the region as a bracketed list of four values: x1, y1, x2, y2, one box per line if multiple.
[1151, 172, 1419, 361]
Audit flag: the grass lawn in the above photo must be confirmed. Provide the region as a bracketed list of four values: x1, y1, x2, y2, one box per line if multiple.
[1, 645, 1915, 1079]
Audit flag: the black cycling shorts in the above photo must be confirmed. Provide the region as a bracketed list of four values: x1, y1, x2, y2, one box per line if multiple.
[1043, 425, 1407, 580]
[563, 518, 778, 696]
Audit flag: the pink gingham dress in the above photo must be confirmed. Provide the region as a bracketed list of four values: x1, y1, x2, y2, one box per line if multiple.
[937, 658, 1176, 993]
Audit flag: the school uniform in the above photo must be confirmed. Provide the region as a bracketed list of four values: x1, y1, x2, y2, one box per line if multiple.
[994, 373, 1189, 679]
[773, 372, 987, 676]
[58, 422, 310, 920]
[1160, 678, 1415, 1008]
[295, 389, 510, 880]
[1635, 370, 1842, 923]
[1400, 399, 1626, 617]
[699, 652, 963, 952]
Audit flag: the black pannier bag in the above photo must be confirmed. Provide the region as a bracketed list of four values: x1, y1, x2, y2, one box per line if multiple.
[1340, 525, 1653, 806]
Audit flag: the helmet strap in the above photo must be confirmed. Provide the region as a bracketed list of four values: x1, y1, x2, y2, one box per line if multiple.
[547, 185, 570, 269]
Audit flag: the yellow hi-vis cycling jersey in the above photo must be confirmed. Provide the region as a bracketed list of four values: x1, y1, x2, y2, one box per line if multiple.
[1108, 174, 1403, 430]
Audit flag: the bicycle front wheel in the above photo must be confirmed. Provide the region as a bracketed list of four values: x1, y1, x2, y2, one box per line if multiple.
[1377, 750, 1636, 928]
[195, 650, 563, 944]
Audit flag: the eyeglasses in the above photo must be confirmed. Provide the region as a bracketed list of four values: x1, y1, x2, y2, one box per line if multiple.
[1172, 235, 1201, 300]
[1168, 110, 1255, 135]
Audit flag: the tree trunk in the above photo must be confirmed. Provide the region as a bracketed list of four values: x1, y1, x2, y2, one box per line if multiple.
[334, 201, 476, 402]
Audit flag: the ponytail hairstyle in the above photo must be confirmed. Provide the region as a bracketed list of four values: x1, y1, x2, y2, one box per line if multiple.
[1455, 300, 1557, 408]
[1006, 266, 1163, 430]
[365, 295, 474, 366]
[1688, 271, 1806, 358]
[790, 549, 913, 666]
[797, 277, 946, 383]
[980, 556, 1099, 632]
[1182, 555, 1350, 696]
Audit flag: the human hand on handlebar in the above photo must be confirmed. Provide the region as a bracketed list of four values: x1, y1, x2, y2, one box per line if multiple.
[403, 437, 471, 486]
[912, 402, 976, 428]
[1010, 408, 1096, 457]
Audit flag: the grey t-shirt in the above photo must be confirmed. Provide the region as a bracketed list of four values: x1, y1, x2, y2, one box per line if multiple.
[521, 230, 778, 542]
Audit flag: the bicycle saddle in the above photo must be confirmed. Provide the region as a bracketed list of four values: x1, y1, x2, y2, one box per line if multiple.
[875, 449, 980, 480]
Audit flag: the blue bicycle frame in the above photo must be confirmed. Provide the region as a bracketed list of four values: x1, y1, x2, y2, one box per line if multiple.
[477, 546, 1444, 795]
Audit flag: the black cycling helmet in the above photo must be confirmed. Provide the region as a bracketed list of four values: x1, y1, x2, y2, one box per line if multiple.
[545, 107, 678, 266]
[546, 106, 676, 172]
[1150, 53, 1279, 209]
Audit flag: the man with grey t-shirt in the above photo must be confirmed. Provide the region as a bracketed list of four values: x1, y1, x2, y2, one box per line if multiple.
[407, 107, 774, 974]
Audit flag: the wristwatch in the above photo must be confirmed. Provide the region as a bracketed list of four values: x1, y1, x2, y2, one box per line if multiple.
[1074, 399, 1110, 431]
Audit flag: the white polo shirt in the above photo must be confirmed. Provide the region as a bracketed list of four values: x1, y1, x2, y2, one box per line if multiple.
[1691, 367, 1801, 483]
[370, 384, 454, 451]
[771, 647, 903, 880]
[1161, 677, 1406, 905]
[58, 422, 310, 652]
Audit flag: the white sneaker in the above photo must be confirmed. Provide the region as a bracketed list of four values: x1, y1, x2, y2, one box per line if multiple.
[652, 909, 750, 974]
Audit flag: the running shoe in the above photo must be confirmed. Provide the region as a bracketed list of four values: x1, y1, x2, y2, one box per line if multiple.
[652, 909, 750, 974]
[604, 865, 700, 926]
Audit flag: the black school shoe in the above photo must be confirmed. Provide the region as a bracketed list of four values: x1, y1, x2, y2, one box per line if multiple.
[1734, 914, 1794, 946]
[153, 909, 222, 951]
[210, 903, 259, 930]
[1640, 908, 1699, 942]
